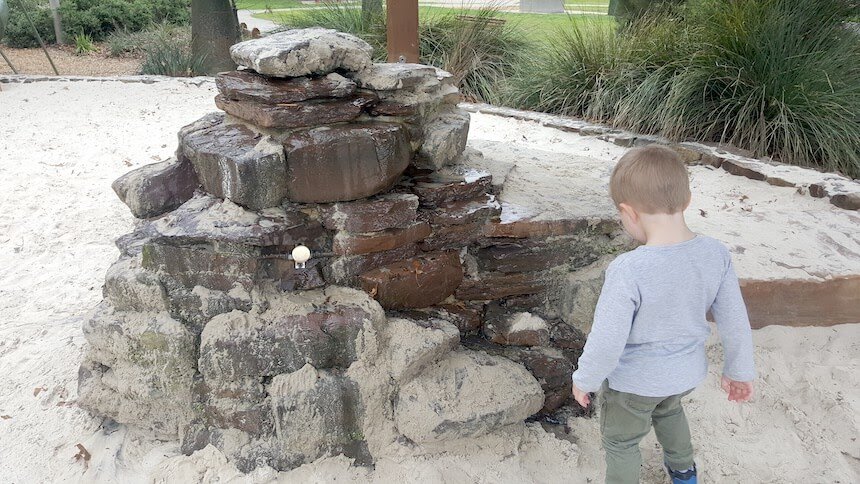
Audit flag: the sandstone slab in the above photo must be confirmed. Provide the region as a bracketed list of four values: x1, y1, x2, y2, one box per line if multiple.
[359, 251, 464, 309]
[112, 157, 198, 219]
[476, 235, 604, 274]
[349, 63, 438, 91]
[552, 255, 614, 334]
[483, 310, 550, 347]
[318, 193, 419, 233]
[325, 244, 420, 286]
[410, 169, 493, 208]
[198, 287, 385, 381]
[424, 195, 501, 226]
[214, 92, 376, 129]
[419, 220, 488, 252]
[415, 108, 471, 170]
[333, 221, 430, 256]
[178, 113, 287, 210]
[394, 350, 544, 442]
[456, 271, 553, 301]
[216, 71, 356, 104]
[230, 28, 373, 77]
[282, 123, 411, 203]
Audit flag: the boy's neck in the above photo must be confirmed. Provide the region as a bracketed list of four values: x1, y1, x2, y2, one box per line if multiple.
[640, 211, 696, 246]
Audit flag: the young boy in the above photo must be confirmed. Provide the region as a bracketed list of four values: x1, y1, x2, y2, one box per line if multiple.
[571, 145, 756, 484]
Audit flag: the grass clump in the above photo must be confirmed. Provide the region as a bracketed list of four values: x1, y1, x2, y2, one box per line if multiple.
[506, 0, 860, 178]
[137, 23, 204, 77]
[73, 33, 96, 55]
[277, 4, 531, 103]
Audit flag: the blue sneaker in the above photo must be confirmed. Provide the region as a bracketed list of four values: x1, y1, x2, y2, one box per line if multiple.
[665, 463, 697, 483]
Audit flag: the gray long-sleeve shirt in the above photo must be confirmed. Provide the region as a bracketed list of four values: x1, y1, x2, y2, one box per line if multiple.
[571, 235, 756, 397]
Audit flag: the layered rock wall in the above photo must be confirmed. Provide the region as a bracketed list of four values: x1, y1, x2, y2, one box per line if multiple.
[80, 28, 623, 471]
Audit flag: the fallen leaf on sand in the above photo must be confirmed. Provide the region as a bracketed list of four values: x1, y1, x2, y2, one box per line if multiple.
[74, 443, 91, 470]
[33, 387, 47, 397]
[699, 209, 708, 217]
[1, 415, 11, 420]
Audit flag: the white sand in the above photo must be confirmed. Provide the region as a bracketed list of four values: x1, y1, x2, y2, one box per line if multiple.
[0, 79, 857, 483]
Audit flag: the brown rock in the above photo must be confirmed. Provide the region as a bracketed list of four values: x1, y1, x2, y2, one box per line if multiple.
[456, 271, 552, 301]
[112, 157, 199, 219]
[721, 159, 767, 181]
[282, 123, 411, 203]
[425, 195, 502, 226]
[178, 113, 287, 210]
[411, 170, 493, 207]
[359, 251, 464, 309]
[318, 193, 419, 233]
[216, 70, 356, 104]
[740, 275, 860, 329]
[549, 321, 586, 351]
[809, 183, 828, 198]
[484, 217, 617, 239]
[369, 100, 418, 116]
[700, 153, 724, 168]
[215, 93, 376, 129]
[483, 310, 550, 347]
[513, 347, 575, 413]
[325, 244, 420, 285]
[395, 302, 484, 334]
[830, 193, 860, 210]
[333, 222, 431, 256]
[419, 220, 487, 252]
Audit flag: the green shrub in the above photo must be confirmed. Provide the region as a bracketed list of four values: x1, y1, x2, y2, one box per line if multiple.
[59, 0, 190, 41]
[1, 1, 55, 48]
[139, 24, 204, 77]
[73, 32, 95, 54]
[280, 5, 531, 103]
[507, 0, 860, 178]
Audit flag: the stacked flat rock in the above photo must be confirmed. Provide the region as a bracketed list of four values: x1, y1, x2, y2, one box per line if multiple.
[81, 28, 624, 472]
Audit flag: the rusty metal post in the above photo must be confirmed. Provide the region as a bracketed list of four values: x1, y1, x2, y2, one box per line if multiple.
[386, 0, 419, 63]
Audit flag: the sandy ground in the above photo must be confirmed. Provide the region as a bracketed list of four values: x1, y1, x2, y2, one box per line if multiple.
[0, 46, 140, 76]
[0, 79, 857, 483]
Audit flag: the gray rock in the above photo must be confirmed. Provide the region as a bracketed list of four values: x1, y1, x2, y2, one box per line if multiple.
[216, 71, 357, 104]
[383, 317, 460, 383]
[415, 108, 471, 170]
[553, 255, 615, 333]
[230, 28, 373, 78]
[177, 113, 287, 210]
[111, 157, 199, 219]
[483, 311, 551, 347]
[350, 63, 439, 91]
[103, 256, 169, 313]
[394, 350, 544, 442]
[198, 286, 385, 381]
[269, 365, 363, 464]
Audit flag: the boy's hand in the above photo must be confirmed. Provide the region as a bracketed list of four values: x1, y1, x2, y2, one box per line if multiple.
[721, 375, 754, 402]
[572, 382, 590, 408]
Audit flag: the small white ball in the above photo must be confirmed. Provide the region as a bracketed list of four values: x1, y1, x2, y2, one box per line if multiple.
[291, 245, 311, 264]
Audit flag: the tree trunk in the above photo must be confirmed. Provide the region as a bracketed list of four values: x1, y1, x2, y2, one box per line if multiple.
[48, 0, 63, 45]
[191, 0, 241, 75]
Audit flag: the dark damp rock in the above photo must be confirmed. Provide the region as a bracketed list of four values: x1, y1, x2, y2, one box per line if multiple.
[549, 320, 586, 351]
[269, 365, 364, 465]
[397, 301, 484, 334]
[214, 92, 376, 129]
[410, 169, 493, 208]
[198, 287, 385, 381]
[318, 193, 419, 233]
[229, 28, 373, 77]
[419, 220, 488, 252]
[141, 243, 258, 292]
[281, 122, 411, 203]
[111, 157, 199, 219]
[177, 113, 287, 210]
[721, 158, 767, 181]
[325, 244, 420, 286]
[190, 375, 272, 437]
[456, 270, 554, 301]
[359, 250, 464, 309]
[393, 350, 544, 443]
[415, 108, 470, 170]
[115, 222, 159, 258]
[476, 235, 604, 274]
[216, 70, 356, 104]
[483, 308, 551, 347]
[159, 278, 253, 333]
[332, 222, 430, 256]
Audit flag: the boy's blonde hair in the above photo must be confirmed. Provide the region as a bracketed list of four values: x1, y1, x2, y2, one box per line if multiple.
[609, 145, 691, 214]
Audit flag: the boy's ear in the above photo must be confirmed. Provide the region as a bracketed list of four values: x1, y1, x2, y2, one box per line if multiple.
[618, 202, 638, 222]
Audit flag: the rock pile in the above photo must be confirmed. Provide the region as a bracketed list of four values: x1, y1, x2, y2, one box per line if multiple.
[80, 28, 623, 471]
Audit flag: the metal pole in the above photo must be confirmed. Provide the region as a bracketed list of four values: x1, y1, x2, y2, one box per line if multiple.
[13, 0, 59, 75]
[386, 0, 418, 63]
[48, 0, 63, 45]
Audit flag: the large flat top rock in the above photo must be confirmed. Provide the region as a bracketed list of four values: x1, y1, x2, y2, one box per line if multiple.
[230, 28, 374, 78]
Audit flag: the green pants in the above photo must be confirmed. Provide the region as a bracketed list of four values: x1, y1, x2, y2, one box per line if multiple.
[599, 382, 695, 484]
